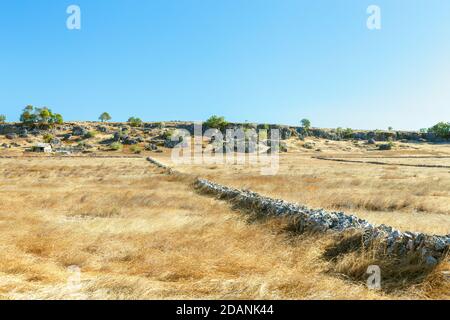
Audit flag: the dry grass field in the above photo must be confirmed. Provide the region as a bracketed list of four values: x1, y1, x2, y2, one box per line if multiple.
[0, 138, 448, 300]
[164, 140, 450, 236]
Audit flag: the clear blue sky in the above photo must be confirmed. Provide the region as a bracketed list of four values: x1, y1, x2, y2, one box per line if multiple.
[1, 0, 449, 130]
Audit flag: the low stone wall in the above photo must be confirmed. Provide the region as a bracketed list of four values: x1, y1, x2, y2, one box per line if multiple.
[146, 157, 174, 174]
[194, 178, 449, 265]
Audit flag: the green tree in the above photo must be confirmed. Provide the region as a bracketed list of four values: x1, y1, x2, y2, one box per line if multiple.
[301, 119, 311, 130]
[99, 112, 112, 122]
[205, 115, 228, 130]
[38, 107, 51, 123]
[53, 113, 64, 124]
[388, 126, 393, 131]
[344, 128, 354, 138]
[128, 117, 143, 127]
[20, 105, 36, 124]
[0, 115, 6, 123]
[428, 122, 450, 140]
[20, 105, 63, 126]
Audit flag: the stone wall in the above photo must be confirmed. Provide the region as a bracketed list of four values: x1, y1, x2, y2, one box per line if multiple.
[193, 178, 449, 265]
[144, 156, 448, 265]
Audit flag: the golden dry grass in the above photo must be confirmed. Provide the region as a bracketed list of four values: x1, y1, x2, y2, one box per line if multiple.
[0, 155, 448, 300]
[164, 141, 450, 235]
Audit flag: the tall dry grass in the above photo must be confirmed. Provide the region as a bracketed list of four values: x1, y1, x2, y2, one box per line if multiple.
[1, 157, 447, 299]
[166, 150, 450, 235]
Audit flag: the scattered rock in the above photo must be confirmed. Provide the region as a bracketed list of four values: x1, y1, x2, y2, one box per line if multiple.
[72, 126, 88, 136]
[123, 136, 138, 145]
[378, 143, 392, 151]
[19, 129, 28, 138]
[164, 139, 179, 148]
[30, 128, 42, 136]
[279, 143, 288, 153]
[50, 138, 61, 146]
[145, 143, 158, 151]
[368, 138, 376, 144]
[97, 126, 108, 133]
[113, 132, 121, 142]
[425, 256, 438, 266]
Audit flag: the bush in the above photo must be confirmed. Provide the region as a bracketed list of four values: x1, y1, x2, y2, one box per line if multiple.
[161, 129, 175, 140]
[109, 142, 122, 151]
[205, 115, 228, 130]
[153, 122, 164, 129]
[84, 131, 97, 139]
[336, 127, 354, 139]
[130, 145, 142, 154]
[378, 142, 393, 150]
[428, 122, 450, 140]
[128, 117, 143, 127]
[43, 133, 54, 143]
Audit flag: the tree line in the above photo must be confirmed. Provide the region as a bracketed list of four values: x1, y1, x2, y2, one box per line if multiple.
[0, 109, 449, 140]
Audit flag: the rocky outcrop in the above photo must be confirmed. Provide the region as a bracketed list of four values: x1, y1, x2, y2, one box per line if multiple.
[72, 126, 88, 136]
[1, 122, 448, 143]
[194, 178, 449, 265]
[302, 128, 445, 142]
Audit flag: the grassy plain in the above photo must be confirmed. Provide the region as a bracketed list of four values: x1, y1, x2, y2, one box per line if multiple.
[0, 138, 448, 299]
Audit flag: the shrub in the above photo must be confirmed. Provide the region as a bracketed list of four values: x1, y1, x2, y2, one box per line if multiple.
[130, 145, 142, 154]
[378, 141, 393, 150]
[43, 133, 54, 143]
[161, 129, 175, 140]
[154, 122, 165, 129]
[205, 115, 228, 130]
[54, 113, 64, 124]
[128, 117, 143, 127]
[336, 127, 354, 139]
[428, 122, 450, 140]
[109, 142, 122, 151]
[84, 131, 97, 139]
[258, 130, 268, 140]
